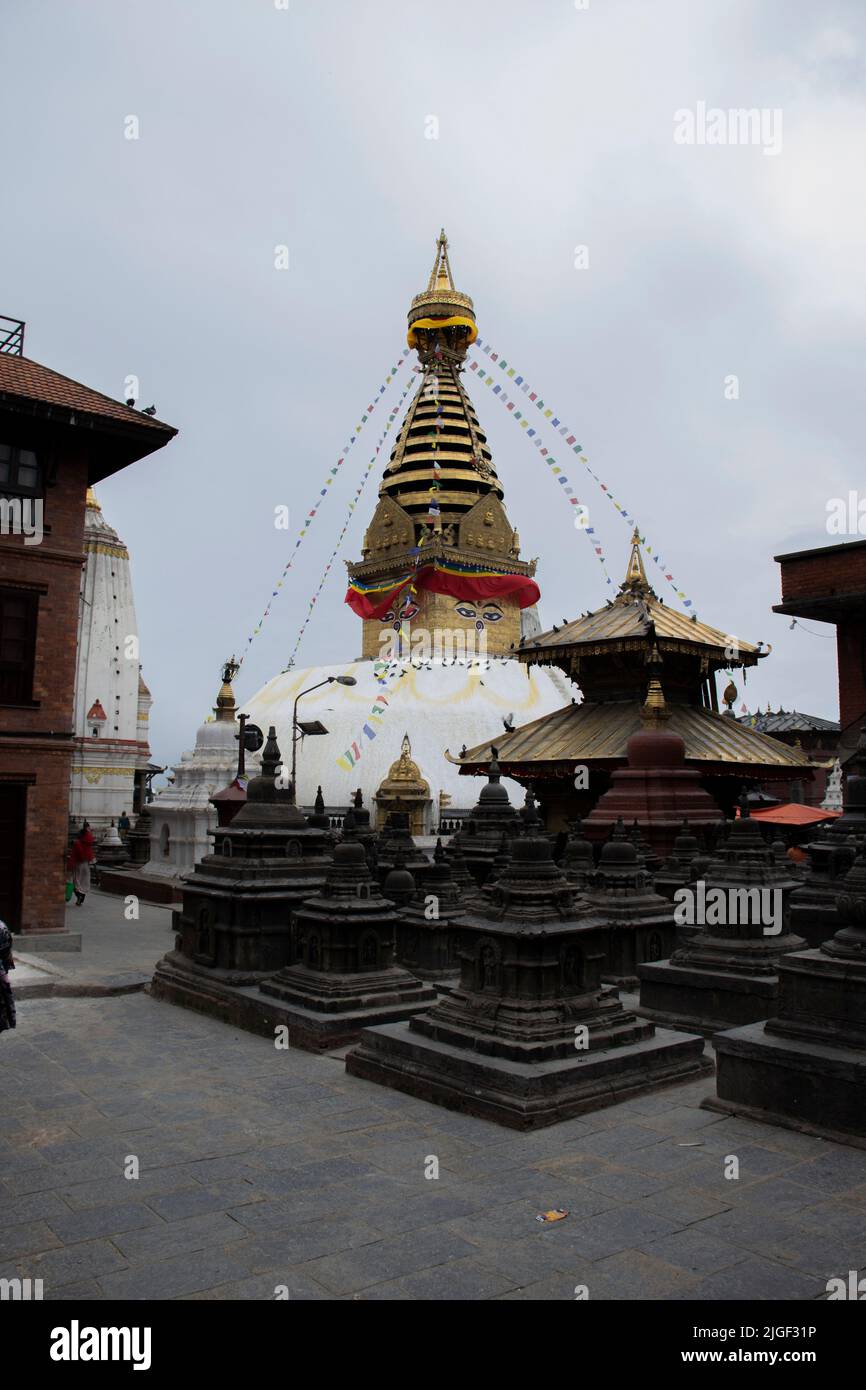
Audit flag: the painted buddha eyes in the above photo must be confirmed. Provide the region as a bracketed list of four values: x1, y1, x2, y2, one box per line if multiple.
[455, 602, 503, 624]
[381, 600, 420, 627]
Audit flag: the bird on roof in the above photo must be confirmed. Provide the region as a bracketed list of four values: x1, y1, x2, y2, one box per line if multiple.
[141, 404, 157, 416]
[460, 743, 467, 757]
[502, 713, 515, 731]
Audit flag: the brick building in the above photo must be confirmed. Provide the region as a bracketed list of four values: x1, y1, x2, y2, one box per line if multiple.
[0, 325, 175, 946]
[773, 538, 866, 768]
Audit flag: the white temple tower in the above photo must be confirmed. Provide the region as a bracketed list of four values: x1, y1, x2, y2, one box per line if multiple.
[70, 489, 154, 833]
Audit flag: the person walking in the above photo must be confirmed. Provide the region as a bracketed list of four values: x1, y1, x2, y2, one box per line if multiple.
[68, 823, 96, 906]
[0, 920, 15, 1035]
[118, 810, 131, 840]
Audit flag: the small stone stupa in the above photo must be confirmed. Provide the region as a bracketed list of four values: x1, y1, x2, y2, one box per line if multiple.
[559, 818, 596, 891]
[580, 820, 677, 989]
[711, 843, 866, 1140]
[653, 819, 705, 903]
[788, 728, 866, 947]
[446, 747, 519, 885]
[395, 839, 464, 984]
[347, 797, 709, 1130]
[95, 820, 130, 869]
[258, 842, 436, 1052]
[151, 727, 334, 1026]
[340, 789, 381, 871]
[375, 811, 431, 883]
[638, 804, 804, 1034]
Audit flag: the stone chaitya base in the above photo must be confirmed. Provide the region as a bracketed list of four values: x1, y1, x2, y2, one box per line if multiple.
[348, 1018, 709, 1132]
[257, 965, 435, 1054]
[347, 810, 710, 1130]
[706, 1014, 866, 1147]
[636, 957, 785, 1037]
[151, 951, 434, 1050]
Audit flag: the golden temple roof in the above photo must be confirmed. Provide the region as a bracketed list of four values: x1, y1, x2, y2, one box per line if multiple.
[453, 700, 815, 775]
[523, 532, 761, 667]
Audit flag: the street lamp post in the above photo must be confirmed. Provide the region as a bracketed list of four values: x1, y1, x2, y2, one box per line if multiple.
[290, 674, 357, 804]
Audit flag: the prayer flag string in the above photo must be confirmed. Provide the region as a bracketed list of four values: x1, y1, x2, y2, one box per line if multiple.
[473, 338, 697, 611]
[282, 373, 416, 672]
[236, 349, 411, 668]
[466, 359, 614, 590]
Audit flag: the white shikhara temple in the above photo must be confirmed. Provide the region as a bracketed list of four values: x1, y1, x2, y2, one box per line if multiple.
[70, 489, 154, 834]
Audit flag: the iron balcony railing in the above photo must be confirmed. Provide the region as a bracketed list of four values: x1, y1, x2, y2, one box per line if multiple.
[0, 316, 25, 355]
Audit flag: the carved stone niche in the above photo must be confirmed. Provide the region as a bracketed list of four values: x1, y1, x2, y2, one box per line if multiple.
[365, 496, 414, 554]
[475, 936, 502, 992]
[459, 495, 514, 556]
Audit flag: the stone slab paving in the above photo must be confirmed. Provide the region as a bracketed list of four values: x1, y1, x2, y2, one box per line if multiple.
[2, 980, 865, 1301]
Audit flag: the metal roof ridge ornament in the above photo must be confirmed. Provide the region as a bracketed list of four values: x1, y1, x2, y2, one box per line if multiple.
[621, 527, 654, 597]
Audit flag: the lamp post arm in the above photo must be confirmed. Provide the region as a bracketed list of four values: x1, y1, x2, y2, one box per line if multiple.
[291, 677, 334, 800]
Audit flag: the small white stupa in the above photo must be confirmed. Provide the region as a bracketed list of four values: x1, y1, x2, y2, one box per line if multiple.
[70, 489, 154, 834]
[822, 758, 843, 811]
[144, 659, 256, 881]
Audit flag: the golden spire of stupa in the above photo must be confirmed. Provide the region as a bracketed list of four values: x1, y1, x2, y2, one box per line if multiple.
[86, 486, 100, 510]
[622, 528, 651, 594]
[428, 229, 455, 293]
[407, 228, 477, 354]
[214, 656, 239, 722]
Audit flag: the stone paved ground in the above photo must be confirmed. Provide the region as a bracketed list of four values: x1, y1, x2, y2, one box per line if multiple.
[2, 894, 865, 1301]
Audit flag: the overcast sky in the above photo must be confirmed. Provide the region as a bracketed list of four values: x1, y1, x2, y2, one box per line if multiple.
[3, 0, 863, 768]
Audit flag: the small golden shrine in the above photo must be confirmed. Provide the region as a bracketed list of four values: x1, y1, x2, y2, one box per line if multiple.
[374, 733, 431, 836]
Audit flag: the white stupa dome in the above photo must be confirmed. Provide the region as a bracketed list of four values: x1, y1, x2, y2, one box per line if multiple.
[243, 655, 576, 821]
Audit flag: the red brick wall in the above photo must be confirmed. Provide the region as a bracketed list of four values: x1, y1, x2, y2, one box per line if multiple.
[778, 546, 866, 605]
[0, 439, 88, 933]
[837, 618, 866, 731]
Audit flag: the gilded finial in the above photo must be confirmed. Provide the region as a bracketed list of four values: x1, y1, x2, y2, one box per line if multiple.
[641, 676, 670, 725]
[408, 230, 477, 355]
[622, 528, 650, 594]
[428, 229, 455, 293]
[214, 656, 239, 723]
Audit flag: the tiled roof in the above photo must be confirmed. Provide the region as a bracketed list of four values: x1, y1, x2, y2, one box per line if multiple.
[749, 803, 840, 825]
[453, 700, 815, 773]
[523, 590, 760, 660]
[738, 710, 840, 735]
[0, 354, 174, 435]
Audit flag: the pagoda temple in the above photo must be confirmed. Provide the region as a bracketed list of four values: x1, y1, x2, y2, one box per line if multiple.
[242, 233, 574, 827]
[455, 530, 814, 832]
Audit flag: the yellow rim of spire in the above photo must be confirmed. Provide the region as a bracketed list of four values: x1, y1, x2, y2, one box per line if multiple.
[407, 315, 478, 348]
